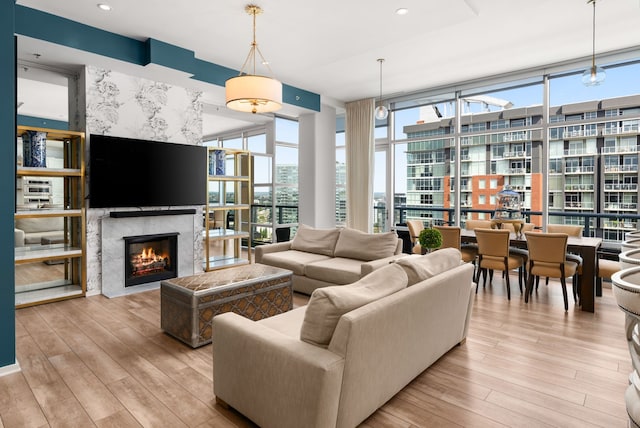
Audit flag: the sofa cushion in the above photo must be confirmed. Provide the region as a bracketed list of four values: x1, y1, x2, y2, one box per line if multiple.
[304, 257, 363, 285]
[259, 250, 331, 276]
[15, 217, 63, 234]
[258, 306, 307, 339]
[300, 263, 408, 347]
[290, 224, 341, 257]
[395, 247, 462, 286]
[333, 228, 398, 261]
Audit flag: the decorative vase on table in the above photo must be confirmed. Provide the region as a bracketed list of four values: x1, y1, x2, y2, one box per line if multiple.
[22, 131, 47, 168]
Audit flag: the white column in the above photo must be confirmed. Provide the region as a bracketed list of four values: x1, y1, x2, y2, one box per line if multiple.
[298, 104, 336, 228]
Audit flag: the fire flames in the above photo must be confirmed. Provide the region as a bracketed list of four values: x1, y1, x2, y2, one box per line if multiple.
[130, 246, 169, 276]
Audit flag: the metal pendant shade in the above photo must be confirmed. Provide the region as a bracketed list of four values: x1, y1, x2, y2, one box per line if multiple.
[225, 5, 282, 114]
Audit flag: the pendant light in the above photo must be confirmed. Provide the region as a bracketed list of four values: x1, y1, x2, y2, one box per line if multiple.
[582, 0, 605, 86]
[375, 58, 389, 120]
[226, 4, 282, 114]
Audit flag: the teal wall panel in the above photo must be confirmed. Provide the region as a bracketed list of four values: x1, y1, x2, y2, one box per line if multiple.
[18, 115, 68, 130]
[0, 0, 16, 369]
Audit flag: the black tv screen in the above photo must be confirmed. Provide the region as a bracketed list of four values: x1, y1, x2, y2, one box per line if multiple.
[89, 134, 207, 208]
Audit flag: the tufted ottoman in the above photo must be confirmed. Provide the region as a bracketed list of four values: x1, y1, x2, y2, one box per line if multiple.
[161, 263, 293, 347]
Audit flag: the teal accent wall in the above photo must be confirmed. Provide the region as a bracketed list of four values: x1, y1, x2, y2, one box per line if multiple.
[15, 5, 321, 112]
[0, 1, 16, 369]
[18, 115, 68, 130]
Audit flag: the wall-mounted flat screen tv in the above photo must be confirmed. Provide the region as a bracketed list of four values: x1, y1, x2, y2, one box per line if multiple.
[89, 134, 207, 208]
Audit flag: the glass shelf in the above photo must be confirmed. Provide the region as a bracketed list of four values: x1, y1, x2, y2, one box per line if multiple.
[15, 244, 83, 264]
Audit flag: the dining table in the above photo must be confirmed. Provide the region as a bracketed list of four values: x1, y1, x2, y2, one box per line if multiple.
[460, 229, 603, 313]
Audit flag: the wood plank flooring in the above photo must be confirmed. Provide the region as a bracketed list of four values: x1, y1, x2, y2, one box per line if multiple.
[0, 274, 631, 427]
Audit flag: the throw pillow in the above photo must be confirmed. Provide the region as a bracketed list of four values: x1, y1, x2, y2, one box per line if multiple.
[395, 247, 462, 286]
[300, 263, 408, 347]
[333, 228, 398, 261]
[290, 224, 341, 256]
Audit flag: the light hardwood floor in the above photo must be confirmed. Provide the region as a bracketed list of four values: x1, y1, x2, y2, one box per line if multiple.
[0, 274, 631, 427]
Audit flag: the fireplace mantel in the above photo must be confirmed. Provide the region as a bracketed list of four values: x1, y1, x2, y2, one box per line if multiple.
[101, 213, 196, 298]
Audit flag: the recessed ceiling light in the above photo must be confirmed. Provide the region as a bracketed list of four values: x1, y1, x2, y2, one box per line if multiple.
[395, 8, 409, 15]
[97, 4, 112, 11]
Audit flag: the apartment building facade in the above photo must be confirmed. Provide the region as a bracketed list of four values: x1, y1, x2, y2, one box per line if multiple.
[402, 94, 640, 244]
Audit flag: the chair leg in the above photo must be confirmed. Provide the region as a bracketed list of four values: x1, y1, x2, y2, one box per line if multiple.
[535, 275, 540, 290]
[482, 269, 488, 288]
[518, 266, 524, 293]
[560, 277, 569, 311]
[489, 270, 494, 285]
[525, 270, 534, 303]
[504, 261, 511, 300]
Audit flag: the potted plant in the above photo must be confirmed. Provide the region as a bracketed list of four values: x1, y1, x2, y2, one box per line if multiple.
[418, 227, 442, 254]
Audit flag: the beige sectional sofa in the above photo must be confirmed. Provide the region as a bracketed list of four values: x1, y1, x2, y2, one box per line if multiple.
[255, 224, 405, 294]
[213, 248, 475, 428]
[14, 216, 64, 247]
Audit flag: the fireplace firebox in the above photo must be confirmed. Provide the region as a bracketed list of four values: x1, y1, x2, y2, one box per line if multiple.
[124, 233, 178, 287]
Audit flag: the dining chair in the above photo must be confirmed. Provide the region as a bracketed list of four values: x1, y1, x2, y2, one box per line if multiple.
[433, 225, 477, 264]
[406, 220, 425, 254]
[524, 232, 579, 311]
[467, 220, 528, 286]
[464, 219, 493, 231]
[474, 228, 526, 300]
[542, 224, 583, 299]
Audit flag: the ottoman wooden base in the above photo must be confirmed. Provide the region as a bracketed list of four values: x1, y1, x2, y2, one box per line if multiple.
[161, 263, 293, 348]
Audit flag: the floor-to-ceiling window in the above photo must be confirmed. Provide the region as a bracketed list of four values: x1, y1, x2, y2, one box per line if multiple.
[385, 58, 640, 244]
[274, 117, 299, 236]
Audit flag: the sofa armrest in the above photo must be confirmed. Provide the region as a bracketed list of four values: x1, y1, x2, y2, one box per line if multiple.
[361, 253, 408, 277]
[14, 228, 25, 247]
[213, 312, 344, 428]
[254, 241, 292, 263]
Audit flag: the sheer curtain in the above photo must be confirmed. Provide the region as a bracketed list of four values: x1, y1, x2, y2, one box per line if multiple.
[345, 98, 374, 232]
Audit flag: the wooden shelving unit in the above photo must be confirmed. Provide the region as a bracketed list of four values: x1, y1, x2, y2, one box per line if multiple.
[14, 126, 86, 308]
[203, 147, 252, 271]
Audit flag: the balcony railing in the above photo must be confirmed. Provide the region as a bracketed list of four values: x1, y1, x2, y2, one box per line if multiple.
[604, 164, 639, 172]
[604, 203, 638, 211]
[503, 151, 526, 158]
[602, 126, 640, 136]
[564, 184, 594, 191]
[565, 165, 595, 174]
[604, 183, 639, 191]
[394, 205, 640, 246]
[564, 201, 595, 209]
[506, 168, 526, 174]
[563, 148, 596, 156]
[601, 145, 639, 154]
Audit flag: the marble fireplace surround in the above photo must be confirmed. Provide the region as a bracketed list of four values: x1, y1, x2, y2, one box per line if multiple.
[101, 211, 196, 298]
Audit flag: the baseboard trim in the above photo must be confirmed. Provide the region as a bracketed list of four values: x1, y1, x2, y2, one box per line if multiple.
[0, 361, 21, 377]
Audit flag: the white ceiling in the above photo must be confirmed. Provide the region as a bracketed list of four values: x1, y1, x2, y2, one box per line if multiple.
[14, 0, 640, 135]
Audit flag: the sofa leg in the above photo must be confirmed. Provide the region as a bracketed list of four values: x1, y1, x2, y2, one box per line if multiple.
[216, 396, 230, 409]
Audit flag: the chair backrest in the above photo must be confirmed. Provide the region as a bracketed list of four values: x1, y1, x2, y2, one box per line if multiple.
[525, 232, 568, 264]
[406, 220, 424, 244]
[464, 219, 493, 230]
[547, 224, 583, 237]
[433, 225, 461, 250]
[475, 228, 510, 258]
